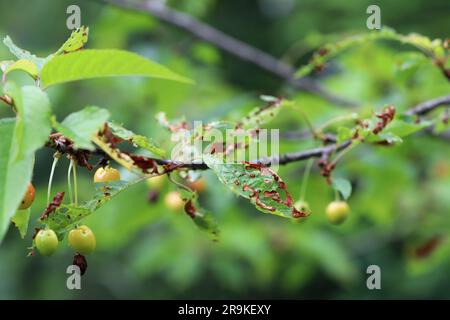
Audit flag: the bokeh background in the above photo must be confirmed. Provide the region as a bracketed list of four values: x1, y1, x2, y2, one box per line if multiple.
[0, 0, 449, 299]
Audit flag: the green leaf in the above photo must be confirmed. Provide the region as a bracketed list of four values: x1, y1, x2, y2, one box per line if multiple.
[434, 120, 449, 134]
[204, 155, 305, 219]
[108, 121, 166, 158]
[40, 49, 193, 88]
[378, 132, 403, 144]
[11, 209, 30, 238]
[0, 118, 35, 244]
[4, 59, 38, 79]
[3, 36, 47, 69]
[332, 178, 352, 200]
[52, 106, 110, 151]
[55, 26, 89, 55]
[239, 97, 288, 129]
[4, 83, 52, 160]
[385, 119, 432, 138]
[336, 127, 354, 144]
[44, 180, 137, 234]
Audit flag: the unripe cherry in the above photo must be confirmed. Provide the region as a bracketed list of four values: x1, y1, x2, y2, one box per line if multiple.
[94, 166, 121, 183]
[35, 229, 59, 256]
[326, 201, 350, 225]
[164, 191, 184, 211]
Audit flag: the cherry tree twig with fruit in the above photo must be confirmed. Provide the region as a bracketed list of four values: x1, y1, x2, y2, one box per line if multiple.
[0, 24, 448, 275]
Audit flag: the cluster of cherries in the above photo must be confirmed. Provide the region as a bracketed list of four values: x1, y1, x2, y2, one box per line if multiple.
[19, 167, 123, 257]
[19, 164, 349, 258]
[295, 199, 350, 224]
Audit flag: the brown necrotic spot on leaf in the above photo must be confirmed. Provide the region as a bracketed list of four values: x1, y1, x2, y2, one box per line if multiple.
[124, 153, 158, 174]
[40, 192, 65, 220]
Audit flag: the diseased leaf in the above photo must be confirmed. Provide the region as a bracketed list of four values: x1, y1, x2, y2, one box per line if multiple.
[295, 28, 448, 77]
[44, 180, 137, 234]
[180, 189, 220, 241]
[155, 112, 188, 133]
[238, 97, 288, 129]
[108, 121, 166, 157]
[40, 49, 193, 88]
[0, 118, 34, 244]
[4, 82, 52, 160]
[331, 178, 352, 200]
[204, 155, 306, 219]
[93, 129, 161, 175]
[55, 26, 89, 55]
[40, 192, 65, 220]
[11, 209, 30, 238]
[52, 106, 110, 150]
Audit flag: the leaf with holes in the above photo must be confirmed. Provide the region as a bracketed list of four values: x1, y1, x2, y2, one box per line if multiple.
[204, 155, 306, 219]
[239, 97, 289, 129]
[108, 122, 166, 158]
[55, 26, 89, 55]
[43, 180, 138, 234]
[179, 188, 220, 241]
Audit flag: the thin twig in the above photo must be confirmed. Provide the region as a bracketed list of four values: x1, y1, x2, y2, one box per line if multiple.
[102, 0, 357, 107]
[404, 94, 450, 116]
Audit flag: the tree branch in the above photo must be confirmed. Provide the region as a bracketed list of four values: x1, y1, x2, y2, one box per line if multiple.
[102, 0, 357, 107]
[404, 94, 450, 116]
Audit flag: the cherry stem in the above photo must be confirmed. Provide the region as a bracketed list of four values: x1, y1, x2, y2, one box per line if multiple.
[299, 158, 314, 201]
[167, 173, 193, 194]
[72, 159, 78, 205]
[330, 142, 355, 167]
[67, 160, 73, 203]
[47, 154, 60, 205]
[334, 188, 340, 201]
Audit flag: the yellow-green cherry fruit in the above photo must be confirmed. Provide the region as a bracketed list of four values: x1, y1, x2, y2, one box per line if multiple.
[68, 225, 96, 255]
[164, 191, 184, 211]
[94, 166, 121, 183]
[35, 229, 59, 256]
[19, 183, 36, 210]
[326, 201, 350, 225]
[146, 174, 166, 190]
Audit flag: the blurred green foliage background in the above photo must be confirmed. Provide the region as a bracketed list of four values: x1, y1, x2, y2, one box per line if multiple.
[0, 0, 449, 299]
